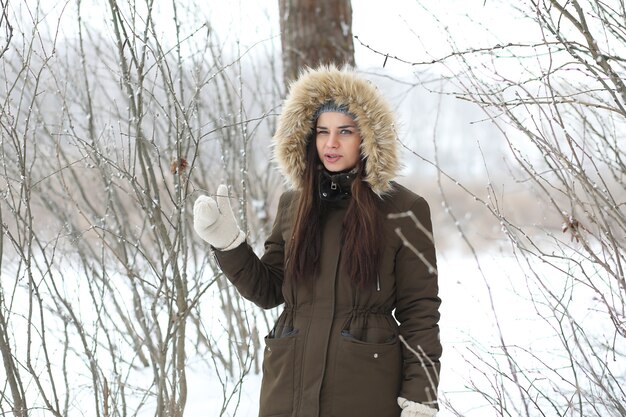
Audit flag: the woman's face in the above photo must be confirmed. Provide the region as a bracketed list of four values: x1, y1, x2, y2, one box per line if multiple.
[315, 112, 361, 172]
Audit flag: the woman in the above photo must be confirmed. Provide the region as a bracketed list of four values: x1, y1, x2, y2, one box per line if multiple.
[194, 66, 441, 417]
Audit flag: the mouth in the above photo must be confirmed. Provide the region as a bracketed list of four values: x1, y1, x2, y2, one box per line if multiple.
[324, 153, 341, 162]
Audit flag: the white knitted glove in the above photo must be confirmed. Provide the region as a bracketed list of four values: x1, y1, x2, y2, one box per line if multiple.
[193, 184, 245, 250]
[398, 397, 437, 417]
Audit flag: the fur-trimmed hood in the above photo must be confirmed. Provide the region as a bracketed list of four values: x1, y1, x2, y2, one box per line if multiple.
[273, 66, 399, 196]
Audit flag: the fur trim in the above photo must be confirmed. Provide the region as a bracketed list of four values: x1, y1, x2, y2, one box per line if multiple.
[273, 65, 399, 196]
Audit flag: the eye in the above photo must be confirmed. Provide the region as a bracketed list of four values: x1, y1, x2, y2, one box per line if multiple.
[316, 129, 328, 135]
[340, 129, 353, 135]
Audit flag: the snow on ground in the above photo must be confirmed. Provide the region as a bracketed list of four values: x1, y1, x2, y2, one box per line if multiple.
[181, 250, 575, 417]
[2, 249, 616, 416]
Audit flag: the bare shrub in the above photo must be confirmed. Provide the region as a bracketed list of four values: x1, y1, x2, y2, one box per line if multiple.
[0, 1, 281, 416]
[359, 0, 625, 415]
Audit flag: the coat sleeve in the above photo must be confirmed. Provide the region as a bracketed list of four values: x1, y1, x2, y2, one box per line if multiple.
[212, 192, 291, 309]
[393, 196, 442, 407]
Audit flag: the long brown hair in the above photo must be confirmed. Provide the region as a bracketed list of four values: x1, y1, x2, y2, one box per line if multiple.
[285, 135, 383, 289]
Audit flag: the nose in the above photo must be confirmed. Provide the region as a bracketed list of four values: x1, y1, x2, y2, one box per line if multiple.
[326, 132, 338, 148]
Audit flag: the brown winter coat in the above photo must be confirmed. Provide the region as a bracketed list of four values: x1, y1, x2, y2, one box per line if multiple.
[214, 67, 441, 417]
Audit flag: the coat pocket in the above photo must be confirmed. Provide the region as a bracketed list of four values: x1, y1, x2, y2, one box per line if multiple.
[259, 332, 298, 417]
[332, 333, 402, 417]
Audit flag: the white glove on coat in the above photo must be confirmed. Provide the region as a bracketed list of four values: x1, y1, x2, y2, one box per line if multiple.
[193, 184, 245, 251]
[398, 397, 438, 417]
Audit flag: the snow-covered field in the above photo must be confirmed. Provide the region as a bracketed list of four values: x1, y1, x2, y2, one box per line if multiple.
[1, 244, 621, 416]
[149, 251, 615, 416]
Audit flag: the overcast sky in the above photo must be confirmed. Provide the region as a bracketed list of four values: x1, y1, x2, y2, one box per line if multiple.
[28, 0, 539, 76]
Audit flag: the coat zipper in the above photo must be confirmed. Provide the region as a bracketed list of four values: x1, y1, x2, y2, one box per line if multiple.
[376, 274, 381, 291]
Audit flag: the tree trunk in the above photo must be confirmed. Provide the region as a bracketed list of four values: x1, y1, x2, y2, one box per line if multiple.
[278, 0, 355, 85]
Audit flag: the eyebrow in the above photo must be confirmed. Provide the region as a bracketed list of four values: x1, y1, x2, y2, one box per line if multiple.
[316, 124, 357, 129]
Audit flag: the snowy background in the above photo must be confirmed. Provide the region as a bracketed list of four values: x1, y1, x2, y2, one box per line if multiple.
[1, 0, 624, 416]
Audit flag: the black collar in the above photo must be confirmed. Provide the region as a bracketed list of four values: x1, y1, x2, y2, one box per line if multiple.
[319, 168, 356, 201]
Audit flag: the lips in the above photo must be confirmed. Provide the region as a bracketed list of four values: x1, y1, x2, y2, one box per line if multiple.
[325, 153, 341, 162]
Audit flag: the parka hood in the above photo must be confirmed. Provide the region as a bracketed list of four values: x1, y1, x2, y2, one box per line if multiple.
[273, 66, 399, 196]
